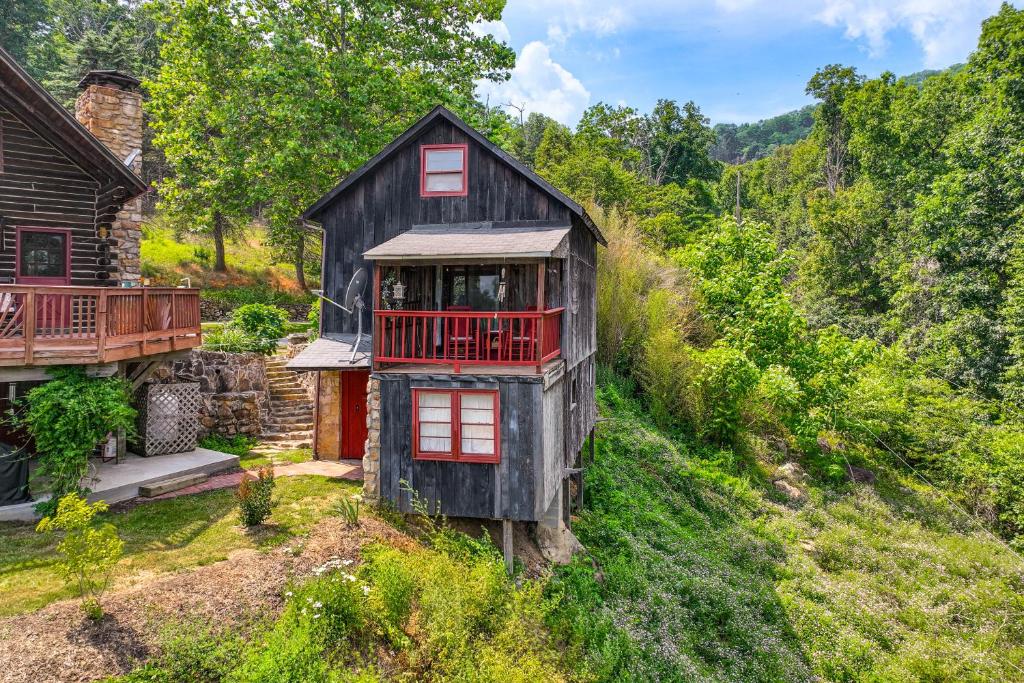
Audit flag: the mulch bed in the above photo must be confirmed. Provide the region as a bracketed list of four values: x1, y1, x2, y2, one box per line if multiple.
[0, 515, 407, 683]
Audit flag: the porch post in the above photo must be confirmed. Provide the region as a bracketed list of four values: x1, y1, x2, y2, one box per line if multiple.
[535, 261, 546, 373]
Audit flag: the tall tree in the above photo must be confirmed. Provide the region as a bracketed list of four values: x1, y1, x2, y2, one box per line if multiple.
[806, 64, 863, 195]
[149, 0, 514, 285]
[0, 1, 49, 68]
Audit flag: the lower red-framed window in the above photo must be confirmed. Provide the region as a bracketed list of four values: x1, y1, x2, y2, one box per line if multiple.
[413, 388, 499, 464]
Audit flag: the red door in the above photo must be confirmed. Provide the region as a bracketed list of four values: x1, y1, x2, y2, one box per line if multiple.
[340, 370, 370, 459]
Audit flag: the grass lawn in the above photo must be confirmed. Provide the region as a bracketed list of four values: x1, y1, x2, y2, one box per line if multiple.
[0, 475, 359, 617]
[239, 448, 315, 470]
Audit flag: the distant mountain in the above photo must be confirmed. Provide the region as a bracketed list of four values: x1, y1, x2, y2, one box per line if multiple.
[711, 105, 816, 164]
[711, 65, 965, 164]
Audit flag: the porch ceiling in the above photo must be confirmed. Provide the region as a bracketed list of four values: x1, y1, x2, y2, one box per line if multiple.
[362, 223, 571, 261]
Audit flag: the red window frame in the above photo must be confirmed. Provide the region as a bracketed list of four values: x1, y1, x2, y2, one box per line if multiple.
[412, 388, 500, 464]
[420, 143, 468, 197]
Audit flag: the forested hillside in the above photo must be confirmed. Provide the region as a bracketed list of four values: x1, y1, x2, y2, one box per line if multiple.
[712, 106, 816, 163]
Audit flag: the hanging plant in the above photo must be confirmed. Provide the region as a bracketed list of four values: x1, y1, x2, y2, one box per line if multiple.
[19, 367, 136, 516]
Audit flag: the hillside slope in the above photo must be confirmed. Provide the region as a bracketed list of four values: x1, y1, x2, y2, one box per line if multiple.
[549, 377, 1024, 682]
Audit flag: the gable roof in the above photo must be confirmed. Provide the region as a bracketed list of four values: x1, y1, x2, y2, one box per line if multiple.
[303, 105, 606, 246]
[0, 47, 147, 198]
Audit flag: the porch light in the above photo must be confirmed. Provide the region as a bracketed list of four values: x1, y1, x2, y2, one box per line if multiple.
[391, 280, 406, 303]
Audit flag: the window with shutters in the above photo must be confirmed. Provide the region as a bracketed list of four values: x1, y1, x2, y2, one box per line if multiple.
[420, 144, 468, 197]
[412, 388, 499, 463]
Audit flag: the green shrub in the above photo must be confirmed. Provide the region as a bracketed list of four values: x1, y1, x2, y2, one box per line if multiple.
[334, 494, 361, 527]
[36, 493, 124, 619]
[307, 300, 320, 341]
[229, 304, 289, 355]
[237, 467, 275, 527]
[21, 367, 136, 515]
[200, 433, 259, 456]
[202, 326, 253, 354]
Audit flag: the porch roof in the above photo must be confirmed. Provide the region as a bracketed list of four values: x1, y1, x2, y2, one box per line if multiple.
[362, 222, 571, 261]
[286, 333, 371, 370]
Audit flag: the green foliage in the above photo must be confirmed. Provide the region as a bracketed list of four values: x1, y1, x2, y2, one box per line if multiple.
[712, 105, 816, 163]
[199, 433, 258, 457]
[231, 303, 288, 354]
[20, 367, 136, 515]
[236, 467, 275, 527]
[307, 300, 320, 341]
[333, 494, 362, 528]
[36, 493, 124, 618]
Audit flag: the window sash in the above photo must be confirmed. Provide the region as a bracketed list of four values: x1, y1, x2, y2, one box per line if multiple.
[413, 389, 498, 463]
[421, 144, 467, 196]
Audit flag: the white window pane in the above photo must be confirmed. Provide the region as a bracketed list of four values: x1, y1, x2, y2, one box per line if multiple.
[419, 407, 451, 422]
[460, 393, 492, 410]
[425, 149, 464, 172]
[461, 424, 493, 439]
[418, 392, 451, 408]
[461, 438, 494, 455]
[460, 407, 494, 425]
[425, 172, 463, 192]
[420, 437, 451, 452]
[420, 422, 451, 437]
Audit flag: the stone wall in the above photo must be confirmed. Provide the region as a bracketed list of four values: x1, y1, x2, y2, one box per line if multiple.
[75, 81, 144, 284]
[364, 377, 381, 499]
[151, 350, 270, 438]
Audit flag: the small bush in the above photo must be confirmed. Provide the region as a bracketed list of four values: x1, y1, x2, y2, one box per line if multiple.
[199, 433, 259, 456]
[231, 304, 288, 354]
[36, 493, 124, 618]
[307, 300, 320, 341]
[202, 326, 253, 354]
[237, 467, 275, 527]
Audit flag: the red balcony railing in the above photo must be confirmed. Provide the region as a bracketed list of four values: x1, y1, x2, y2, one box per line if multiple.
[374, 308, 564, 372]
[0, 286, 202, 366]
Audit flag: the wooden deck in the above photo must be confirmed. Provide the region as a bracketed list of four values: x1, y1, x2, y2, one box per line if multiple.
[0, 285, 201, 366]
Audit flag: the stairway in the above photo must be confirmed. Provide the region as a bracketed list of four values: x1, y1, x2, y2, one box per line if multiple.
[255, 354, 315, 453]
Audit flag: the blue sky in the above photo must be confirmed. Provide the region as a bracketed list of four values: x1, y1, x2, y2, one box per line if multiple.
[476, 0, 1013, 127]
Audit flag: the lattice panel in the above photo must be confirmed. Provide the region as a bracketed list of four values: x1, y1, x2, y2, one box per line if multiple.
[133, 383, 201, 456]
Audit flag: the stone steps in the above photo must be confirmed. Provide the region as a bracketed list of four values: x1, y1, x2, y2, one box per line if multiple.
[259, 352, 316, 452]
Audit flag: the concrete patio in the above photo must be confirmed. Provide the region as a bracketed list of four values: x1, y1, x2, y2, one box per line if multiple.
[0, 448, 239, 522]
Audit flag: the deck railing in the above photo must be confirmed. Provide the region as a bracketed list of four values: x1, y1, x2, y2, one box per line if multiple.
[0, 285, 202, 366]
[374, 308, 564, 372]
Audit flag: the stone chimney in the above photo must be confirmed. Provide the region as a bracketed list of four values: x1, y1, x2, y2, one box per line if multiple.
[75, 70, 144, 285]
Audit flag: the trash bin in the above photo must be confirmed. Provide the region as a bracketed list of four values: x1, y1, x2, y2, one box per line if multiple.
[0, 442, 30, 505]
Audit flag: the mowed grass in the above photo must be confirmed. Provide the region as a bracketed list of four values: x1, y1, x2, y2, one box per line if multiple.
[0, 475, 360, 617]
[549, 376, 1024, 682]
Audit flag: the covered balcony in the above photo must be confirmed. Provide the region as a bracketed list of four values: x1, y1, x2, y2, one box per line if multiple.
[364, 222, 569, 374]
[0, 285, 202, 367]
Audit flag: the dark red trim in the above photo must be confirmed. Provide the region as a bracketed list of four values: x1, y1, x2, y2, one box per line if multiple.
[412, 388, 499, 464]
[14, 226, 72, 285]
[420, 143, 468, 197]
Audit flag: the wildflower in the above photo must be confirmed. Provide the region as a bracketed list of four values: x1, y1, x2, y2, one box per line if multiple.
[362, 585, 371, 595]
[285, 591, 293, 597]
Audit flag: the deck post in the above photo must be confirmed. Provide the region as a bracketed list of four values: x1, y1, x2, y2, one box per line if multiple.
[23, 290, 35, 366]
[97, 289, 108, 362]
[535, 261, 546, 373]
[372, 265, 381, 371]
[502, 518, 514, 574]
[140, 288, 149, 356]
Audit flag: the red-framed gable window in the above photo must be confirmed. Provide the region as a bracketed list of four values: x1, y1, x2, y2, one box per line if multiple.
[413, 388, 499, 464]
[420, 144, 468, 197]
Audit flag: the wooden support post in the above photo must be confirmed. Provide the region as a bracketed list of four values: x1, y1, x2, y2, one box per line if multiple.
[97, 289, 108, 362]
[372, 265, 381, 371]
[535, 261, 546, 373]
[23, 290, 35, 366]
[502, 518, 514, 575]
[116, 363, 127, 463]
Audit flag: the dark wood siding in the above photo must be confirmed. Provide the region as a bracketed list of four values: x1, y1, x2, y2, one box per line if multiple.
[377, 372, 543, 520]
[321, 119, 573, 334]
[0, 104, 112, 286]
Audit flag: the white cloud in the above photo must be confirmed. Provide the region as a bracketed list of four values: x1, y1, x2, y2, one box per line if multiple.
[816, 0, 1004, 67]
[472, 19, 512, 46]
[477, 41, 591, 125]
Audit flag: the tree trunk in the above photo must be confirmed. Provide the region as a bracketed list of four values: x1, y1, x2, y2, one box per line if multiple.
[294, 233, 307, 292]
[212, 213, 227, 272]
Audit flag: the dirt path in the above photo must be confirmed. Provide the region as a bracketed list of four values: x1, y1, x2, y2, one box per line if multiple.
[0, 515, 410, 683]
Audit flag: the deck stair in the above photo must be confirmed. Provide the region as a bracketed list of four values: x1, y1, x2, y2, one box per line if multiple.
[255, 353, 315, 453]
[139, 472, 208, 497]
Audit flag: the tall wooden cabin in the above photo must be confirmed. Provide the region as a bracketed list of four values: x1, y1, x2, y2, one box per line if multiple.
[0, 48, 201, 377]
[292, 106, 604, 528]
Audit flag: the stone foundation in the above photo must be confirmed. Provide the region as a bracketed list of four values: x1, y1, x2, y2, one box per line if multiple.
[151, 350, 271, 438]
[363, 376, 381, 499]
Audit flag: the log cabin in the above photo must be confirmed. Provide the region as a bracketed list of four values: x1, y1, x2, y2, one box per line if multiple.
[0, 48, 201, 503]
[291, 106, 604, 540]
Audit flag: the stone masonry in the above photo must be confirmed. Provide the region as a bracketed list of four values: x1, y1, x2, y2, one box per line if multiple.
[363, 377, 381, 500]
[75, 75, 144, 284]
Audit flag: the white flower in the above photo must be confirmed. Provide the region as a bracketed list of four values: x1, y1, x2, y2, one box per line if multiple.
[285, 591, 293, 597]
[342, 559, 353, 566]
[362, 585, 371, 595]
[313, 601, 323, 609]
[313, 613, 321, 619]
